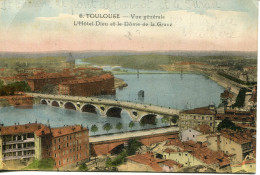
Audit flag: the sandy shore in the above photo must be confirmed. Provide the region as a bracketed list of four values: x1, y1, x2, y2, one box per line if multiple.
[114, 78, 128, 89]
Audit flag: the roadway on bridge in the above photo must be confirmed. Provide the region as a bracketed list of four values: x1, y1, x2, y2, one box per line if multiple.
[89, 126, 179, 143]
[27, 93, 180, 116]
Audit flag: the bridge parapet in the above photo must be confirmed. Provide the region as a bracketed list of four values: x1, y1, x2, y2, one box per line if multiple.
[28, 93, 180, 121]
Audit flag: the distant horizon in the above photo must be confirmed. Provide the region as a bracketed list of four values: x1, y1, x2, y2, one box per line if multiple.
[0, 49, 257, 54]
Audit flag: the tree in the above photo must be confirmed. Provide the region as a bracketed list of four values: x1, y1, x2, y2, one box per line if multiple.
[217, 118, 241, 131]
[171, 115, 179, 124]
[103, 123, 112, 133]
[91, 125, 98, 134]
[0, 80, 3, 89]
[233, 88, 248, 108]
[161, 116, 170, 126]
[139, 121, 145, 127]
[115, 122, 123, 131]
[78, 163, 88, 171]
[128, 121, 135, 129]
[24, 158, 54, 170]
[126, 138, 143, 156]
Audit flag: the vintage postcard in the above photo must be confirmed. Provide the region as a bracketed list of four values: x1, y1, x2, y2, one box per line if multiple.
[0, 0, 258, 173]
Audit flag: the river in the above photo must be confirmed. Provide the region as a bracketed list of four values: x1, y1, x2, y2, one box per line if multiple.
[0, 60, 225, 135]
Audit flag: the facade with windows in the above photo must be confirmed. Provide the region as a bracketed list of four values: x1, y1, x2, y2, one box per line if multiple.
[0, 123, 89, 169]
[179, 106, 216, 132]
[0, 123, 48, 168]
[50, 125, 89, 168]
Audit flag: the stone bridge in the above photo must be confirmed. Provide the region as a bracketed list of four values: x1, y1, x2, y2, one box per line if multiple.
[89, 126, 179, 156]
[27, 93, 179, 123]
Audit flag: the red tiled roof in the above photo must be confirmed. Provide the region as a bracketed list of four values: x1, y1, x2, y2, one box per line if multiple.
[221, 129, 252, 144]
[221, 90, 233, 99]
[127, 152, 165, 172]
[232, 159, 256, 167]
[0, 123, 44, 135]
[35, 125, 51, 136]
[51, 125, 87, 137]
[162, 159, 183, 168]
[199, 124, 211, 134]
[181, 106, 215, 115]
[60, 73, 114, 85]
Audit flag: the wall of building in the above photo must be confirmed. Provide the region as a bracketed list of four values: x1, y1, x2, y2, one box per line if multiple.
[51, 130, 89, 168]
[163, 151, 205, 167]
[231, 163, 256, 173]
[91, 132, 178, 156]
[181, 128, 202, 142]
[179, 114, 215, 132]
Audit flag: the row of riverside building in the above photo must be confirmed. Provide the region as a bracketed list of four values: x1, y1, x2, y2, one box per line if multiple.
[1, 67, 115, 97]
[0, 123, 89, 170]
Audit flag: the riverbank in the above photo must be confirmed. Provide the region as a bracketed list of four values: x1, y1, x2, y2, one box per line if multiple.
[208, 72, 242, 96]
[114, 78, 128, 89]
[0, 95, 33, 107]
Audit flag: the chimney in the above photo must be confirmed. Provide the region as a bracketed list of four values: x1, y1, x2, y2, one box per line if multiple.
[197, 141, 203, 148]
[217, 134, 221, 151]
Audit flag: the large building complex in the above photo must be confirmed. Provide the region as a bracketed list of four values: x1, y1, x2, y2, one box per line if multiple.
[0, 123, 89, 169]
[0, 67, 115, 97]
[178, 105, 216, 132]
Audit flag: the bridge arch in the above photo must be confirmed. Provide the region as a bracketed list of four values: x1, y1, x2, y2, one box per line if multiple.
[109, 143, 125, 155]
[106, 107, 123, 118]
[64, 102, 76, 110]
[51, 101, 60, 107]
[81, 104, 100, 114]
[40, 99, 47, 105]
[140, 114, 157, 125]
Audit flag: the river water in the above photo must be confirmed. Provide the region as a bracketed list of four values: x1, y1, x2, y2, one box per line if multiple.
[0, 60, 225, 135]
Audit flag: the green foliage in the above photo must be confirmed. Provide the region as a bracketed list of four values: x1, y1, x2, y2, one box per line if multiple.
[217, 118, 242, 131]
[171, 115, 179, 123]
[126, 138, 143, 156]
[139, 121, 145, 127]
[218, 72, 256, 86]
[24, 158, 54, 170]
[82, 54, 257, 71]
[78, 163, 88, 171]
[0, 80, 4, 88]
[106, 150, 127, 167]
[128, 121, 135, 128]
[115, 122, 123, 131]
[0, 81, 31, 96]
[234, 88, 248, 108]
[91, 124, 98, 134]
[105, 138, 143, 167]
[103, 123, 112, 133]
[161, 116, 170, 126]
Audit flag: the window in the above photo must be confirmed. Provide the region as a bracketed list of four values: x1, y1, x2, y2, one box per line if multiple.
[202, 117, 204, 120]
[54, 139, 56, 144]
[58, 145, 60, 149]
[58, 138, 60, 142]
[193, 135, 195, 138]
[210, 117, 212, 120]
[193, 116, 196, 119]
[59, 161, 61, 165]
[55, 153, 56, 157]
[67, 143, 69, 147]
